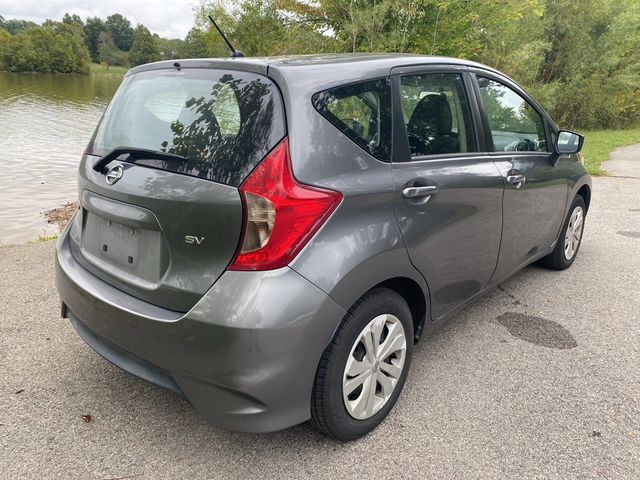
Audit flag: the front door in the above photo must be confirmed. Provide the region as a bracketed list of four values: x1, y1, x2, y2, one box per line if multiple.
[472, 73, 568, 281]
[391, 68, 504, 320]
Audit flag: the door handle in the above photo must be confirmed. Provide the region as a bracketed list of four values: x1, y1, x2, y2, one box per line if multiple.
[402, 185, 438, 199]
[506, 173, 526, 189]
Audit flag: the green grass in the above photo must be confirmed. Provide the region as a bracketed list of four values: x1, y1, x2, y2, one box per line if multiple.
[30, 234, 59, 243]
[582, 127, 640, 175]
[89, 63, 129, 76]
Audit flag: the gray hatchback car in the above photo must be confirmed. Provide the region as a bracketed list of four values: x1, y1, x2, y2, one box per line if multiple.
[56, 54, 591, 441]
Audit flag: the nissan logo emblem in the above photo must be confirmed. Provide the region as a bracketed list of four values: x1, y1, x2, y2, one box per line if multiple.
[105, 164, 124, 185]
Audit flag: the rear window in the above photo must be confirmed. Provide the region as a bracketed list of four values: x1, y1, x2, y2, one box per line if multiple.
[88, 69, 285, 186]
[313, 78, 392, 162]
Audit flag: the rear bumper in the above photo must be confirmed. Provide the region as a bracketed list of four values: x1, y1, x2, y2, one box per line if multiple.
[55, 230, 346, 432]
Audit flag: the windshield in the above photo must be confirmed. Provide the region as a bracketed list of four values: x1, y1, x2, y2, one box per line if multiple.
[88, 68, 285, 186]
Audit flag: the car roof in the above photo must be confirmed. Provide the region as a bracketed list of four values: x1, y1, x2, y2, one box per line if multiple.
[240, 53, 475, 67]
[128, 53, 502, 84]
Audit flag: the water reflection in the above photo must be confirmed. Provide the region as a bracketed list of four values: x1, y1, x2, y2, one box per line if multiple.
[0, 72, 121, 244]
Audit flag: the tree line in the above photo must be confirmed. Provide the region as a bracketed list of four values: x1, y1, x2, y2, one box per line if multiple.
[187, 0, 640, 130]
[0, 13, 182, 73]
[2, 0, 639, 129]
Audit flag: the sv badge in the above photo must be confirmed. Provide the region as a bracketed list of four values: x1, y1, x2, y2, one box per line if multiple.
[185, 235, 205, 245]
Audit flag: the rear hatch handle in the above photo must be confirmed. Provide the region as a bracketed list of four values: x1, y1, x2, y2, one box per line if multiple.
[93, 147, 188, 173]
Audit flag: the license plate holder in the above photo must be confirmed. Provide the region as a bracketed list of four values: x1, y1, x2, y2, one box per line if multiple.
[81, 212, 164, 284]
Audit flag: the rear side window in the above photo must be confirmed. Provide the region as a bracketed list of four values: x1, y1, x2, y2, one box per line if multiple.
[400, 73, 476, 157]
[313, 78, 392, 162]
[88, 69, 285, 186]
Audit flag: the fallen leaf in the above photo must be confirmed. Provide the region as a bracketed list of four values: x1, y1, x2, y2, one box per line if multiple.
[15, 389, 24, 394]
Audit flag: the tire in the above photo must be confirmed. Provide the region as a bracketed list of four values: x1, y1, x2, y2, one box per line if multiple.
[538, 195, 587, 270]
[310, 288, 413, 441]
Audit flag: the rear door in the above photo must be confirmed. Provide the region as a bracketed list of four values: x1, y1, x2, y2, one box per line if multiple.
[391, 66, 504, 320]
[68, 67, 285, 312]
[470, 71, 568, 280]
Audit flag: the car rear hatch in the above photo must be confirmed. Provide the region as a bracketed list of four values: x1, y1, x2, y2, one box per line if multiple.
[68, 66, 286, 312]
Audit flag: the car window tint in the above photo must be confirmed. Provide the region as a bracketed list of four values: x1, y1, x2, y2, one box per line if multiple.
[477, 77, 547, 152]
[88, 69, 285, 186]
[400, 73, 476, 157]
[313, 78, 392, 162]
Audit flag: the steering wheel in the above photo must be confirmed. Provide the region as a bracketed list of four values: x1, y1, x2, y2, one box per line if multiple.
[515, 137, 537, 151]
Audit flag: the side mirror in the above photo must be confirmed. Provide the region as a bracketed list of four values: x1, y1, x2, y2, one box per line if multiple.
[555, 130, 584, 155]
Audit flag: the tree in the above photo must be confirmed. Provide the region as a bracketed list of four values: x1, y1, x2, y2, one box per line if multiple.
[62, 13, 84, 27]
[0, 15, 37, 34]
[180, 27, 210, 58]
[532, 0, 640, 128]
[1, 22, 90, 73]
[157, 37, 184, 60]
[222, 0, 289, 55]
[129, 24, 161, 65]
[0, 28, 11, 70]
[53, 22, 91, 73]
[98, 31, 127, 66]
[105, 13, 134, 51]
[84, 17, 106, 62]
[195, 0, 336, 56]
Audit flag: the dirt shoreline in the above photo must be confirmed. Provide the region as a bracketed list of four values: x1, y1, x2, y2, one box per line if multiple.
[43, 201, 78, 232]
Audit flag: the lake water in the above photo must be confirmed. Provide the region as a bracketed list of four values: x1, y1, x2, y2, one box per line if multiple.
[0, 72, 121, 244]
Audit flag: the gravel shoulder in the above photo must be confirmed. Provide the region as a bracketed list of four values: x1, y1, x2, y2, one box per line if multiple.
[1, 176, 639, 480]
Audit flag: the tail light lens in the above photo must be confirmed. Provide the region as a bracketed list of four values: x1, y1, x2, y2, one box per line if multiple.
[229, 138, 342, 271]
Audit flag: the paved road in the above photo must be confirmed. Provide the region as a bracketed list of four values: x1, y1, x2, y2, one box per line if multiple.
[604, 143, 640, 179]
[1, 175, 639, 480]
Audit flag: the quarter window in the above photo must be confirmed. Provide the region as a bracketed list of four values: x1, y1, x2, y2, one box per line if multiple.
[313, 78, 392, 161]
[477, 77, 547, 152]
[400, 73, 476, 157]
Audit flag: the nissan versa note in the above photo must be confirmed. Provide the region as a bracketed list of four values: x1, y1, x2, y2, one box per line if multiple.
[56, 54, 591, 441]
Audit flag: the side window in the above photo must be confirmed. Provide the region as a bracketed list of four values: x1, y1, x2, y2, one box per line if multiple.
[400, 73, 476, 157]
[313, 78, 392, 161]
[477, 77, 547, 152]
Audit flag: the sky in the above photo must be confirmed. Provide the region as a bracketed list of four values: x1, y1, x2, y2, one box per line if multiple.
[0, 0, 198, 39]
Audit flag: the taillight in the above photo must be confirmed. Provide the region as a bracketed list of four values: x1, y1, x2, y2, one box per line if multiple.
[229, 138, 342, 271]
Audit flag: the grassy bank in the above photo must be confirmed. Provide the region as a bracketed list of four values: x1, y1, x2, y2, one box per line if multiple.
[89, 63, 128, 76]
[582, 127, 640, 175]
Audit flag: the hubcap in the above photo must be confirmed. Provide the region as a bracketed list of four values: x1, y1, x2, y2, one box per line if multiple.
[342, 314, 407, 420]
[564, 206, 584, 261]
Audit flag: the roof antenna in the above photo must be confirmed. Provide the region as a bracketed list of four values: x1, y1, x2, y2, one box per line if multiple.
[207, 15, 244, 58]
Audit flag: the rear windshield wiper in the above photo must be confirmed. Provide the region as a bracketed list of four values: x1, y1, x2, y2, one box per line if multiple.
[93, 147, 188, 173]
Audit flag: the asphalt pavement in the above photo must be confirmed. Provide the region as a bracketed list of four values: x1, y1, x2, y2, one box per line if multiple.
[1, 165, 639, 479]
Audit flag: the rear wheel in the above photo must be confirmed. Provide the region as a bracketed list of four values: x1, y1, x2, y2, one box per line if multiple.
[310, 288, 413, 441]
[539, 195, 586, 270]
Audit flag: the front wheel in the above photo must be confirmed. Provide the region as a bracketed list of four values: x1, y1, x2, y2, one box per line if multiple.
[539, 195, 587, 270]
[310, 288, 413, 441]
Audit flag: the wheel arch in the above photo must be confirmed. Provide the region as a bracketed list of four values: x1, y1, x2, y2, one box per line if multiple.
[374, 277, 429, 342]
[576, 183, 591, 212]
